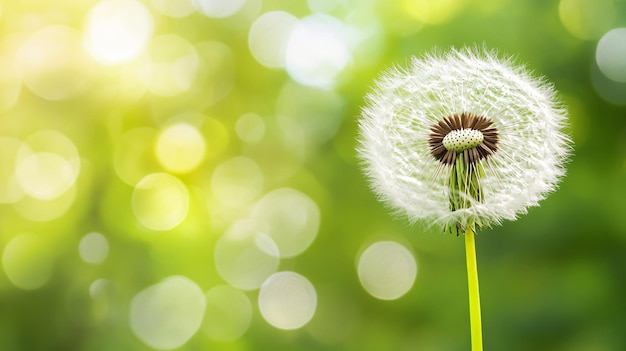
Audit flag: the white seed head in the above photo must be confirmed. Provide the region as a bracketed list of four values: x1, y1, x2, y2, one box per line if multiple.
[442, 129, 484, 152]
[357, 46, 572, 231]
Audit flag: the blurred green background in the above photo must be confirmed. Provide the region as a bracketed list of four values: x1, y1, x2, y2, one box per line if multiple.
[1, 0, 626, 350]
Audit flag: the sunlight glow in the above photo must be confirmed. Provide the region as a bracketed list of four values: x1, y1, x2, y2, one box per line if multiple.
[17, 25, 92, 100]
[84, 0, 154, 64]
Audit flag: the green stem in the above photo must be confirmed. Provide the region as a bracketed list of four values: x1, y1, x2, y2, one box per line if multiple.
[465, 227, 483, 351]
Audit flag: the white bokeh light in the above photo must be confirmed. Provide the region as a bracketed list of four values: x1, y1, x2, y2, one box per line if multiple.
[155, 123, 206, 173]
[251, 188, 320, 258]
[235, 113, 265, 143]
[596, 28, 626, 83]
[258, 271, 317, 330]
[84, 0, 154, 64]
[203, 285, 252, 341]
[17, 25, 92, 100]
[559, 0, 615, 40]
[191, 41, 236, 108]
[90, 278, 114, 299]
[130, 276, 206, 350]
[2, 233, 55, 290]
[13, 185, 77, 222]
[89, 278, 116, 321]
[357, 241, 417, 300]
[16, 153, 75, 200]
[0, 53, 21, 112]
[591, 60, 626, 106]
[214, 220, 280, 290]
[276, 81, 344, 150]
[78, 232, 109, 264]
[344, 10, 386, 69]
[285, 14, 351, 89]
[140, 35, 200, 97]
[307, 0, 341, 13]
[150, 0, 195, 18]
[132, 173, 189, 231]
[193, 0, 247, 18]
[0, 137, 25, 204]
[210, 156, 263, 207]
[15, 131, 80, 201]
[248, 11, 299, 68]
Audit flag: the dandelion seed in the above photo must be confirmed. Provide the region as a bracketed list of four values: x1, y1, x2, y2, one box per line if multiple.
[358, 46, 571, 234]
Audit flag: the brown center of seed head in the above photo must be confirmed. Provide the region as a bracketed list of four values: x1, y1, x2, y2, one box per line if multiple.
[428, 112, 499, 166]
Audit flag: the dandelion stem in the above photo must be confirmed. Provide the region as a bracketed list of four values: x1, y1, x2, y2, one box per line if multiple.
[465, 226, 483, 351]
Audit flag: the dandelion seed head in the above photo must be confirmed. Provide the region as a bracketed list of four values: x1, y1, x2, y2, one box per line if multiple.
[357, 46, 571, 231]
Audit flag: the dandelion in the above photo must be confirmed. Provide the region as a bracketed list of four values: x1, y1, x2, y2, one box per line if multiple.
[357, 46, 571, 351]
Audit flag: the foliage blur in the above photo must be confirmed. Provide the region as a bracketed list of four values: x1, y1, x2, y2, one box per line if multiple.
[1, 0, 626, 350]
